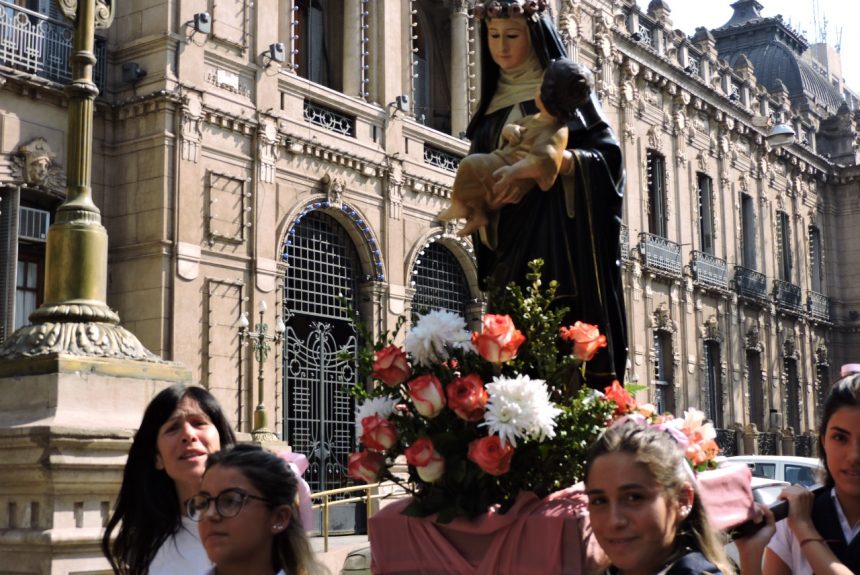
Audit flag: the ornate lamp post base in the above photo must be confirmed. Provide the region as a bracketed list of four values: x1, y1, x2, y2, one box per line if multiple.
[0, 320, 161, 362]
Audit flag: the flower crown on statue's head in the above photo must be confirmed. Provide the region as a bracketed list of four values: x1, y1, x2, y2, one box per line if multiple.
[472, 0, 548, 21]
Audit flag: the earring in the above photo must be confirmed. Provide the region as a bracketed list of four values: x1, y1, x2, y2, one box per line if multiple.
[679, 506, 691, 518]
[273, 524, 283, 529]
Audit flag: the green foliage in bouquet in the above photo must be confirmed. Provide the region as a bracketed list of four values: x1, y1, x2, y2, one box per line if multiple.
[344, 260, 618, 521]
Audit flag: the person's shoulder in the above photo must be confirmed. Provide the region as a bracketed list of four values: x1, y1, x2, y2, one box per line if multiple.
[664, 550, 724, 575]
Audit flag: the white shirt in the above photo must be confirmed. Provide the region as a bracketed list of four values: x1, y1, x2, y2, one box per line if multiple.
[148, 516, 212, 575]
[767, 488, 859, 574]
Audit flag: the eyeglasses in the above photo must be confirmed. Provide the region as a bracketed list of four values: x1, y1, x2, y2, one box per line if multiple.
[186, 488, 272, 522]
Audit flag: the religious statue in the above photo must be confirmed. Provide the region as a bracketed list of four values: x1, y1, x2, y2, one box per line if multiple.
[438, 58, 593, 237]
[461, 0, 628, 387]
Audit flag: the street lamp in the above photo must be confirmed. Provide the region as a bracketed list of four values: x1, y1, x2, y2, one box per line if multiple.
[238, 301, 285, 441]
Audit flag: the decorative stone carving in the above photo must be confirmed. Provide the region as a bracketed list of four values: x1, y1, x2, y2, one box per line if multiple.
[387, 159, 404, 220]
[257, 118, 280, 184]
[12, 138, 65, 192]
[703, 315, 723, 342]
[58, 0, 114, 28]
[652, 302, 676, 333]
[647, 125, 663, 152]
[745, 324, 764, 352]
[322, 173, 346, 206]
[180, 94, 203, 163]
[0, 319, 160, 361]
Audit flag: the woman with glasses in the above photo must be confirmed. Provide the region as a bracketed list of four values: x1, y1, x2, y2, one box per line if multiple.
[102, 384, 237, 575]
[188, 443, 327, 575]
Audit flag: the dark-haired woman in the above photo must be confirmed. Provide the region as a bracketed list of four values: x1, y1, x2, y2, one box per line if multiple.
[466, 0, 626, 388]
[737, 373, 860, 575]
[102, 384, 237, 575]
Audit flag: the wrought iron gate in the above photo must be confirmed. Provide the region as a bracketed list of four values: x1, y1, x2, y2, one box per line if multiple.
[282, 210, 360, 532]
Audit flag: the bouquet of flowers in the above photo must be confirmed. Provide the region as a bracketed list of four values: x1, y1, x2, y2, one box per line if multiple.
[345, 260, 721, 520]
[603, 381, 721, 472]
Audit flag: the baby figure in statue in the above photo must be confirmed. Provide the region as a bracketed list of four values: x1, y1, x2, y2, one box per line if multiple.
[438, 58, 594, 236]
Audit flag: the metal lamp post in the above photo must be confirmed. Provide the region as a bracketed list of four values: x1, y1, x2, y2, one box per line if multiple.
[239, 301, 285, 442]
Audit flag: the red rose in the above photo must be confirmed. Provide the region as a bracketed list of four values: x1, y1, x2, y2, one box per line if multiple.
[560, 321, 607, 362]
[371, 345, 412, 387]
[360, 414, 398, 452]
[407, 374, 446, 418]
[347, 451, 386, 483]
[404, 437, 445, 483]
[468, 435, 514, 476]
[604, 380, 637, 416]
[446, 374, 488, 422]
[471, 314, 526, 364]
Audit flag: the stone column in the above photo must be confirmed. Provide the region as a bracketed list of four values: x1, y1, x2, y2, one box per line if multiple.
[451, 1, 469, 137]
[343, 0, 362, 97]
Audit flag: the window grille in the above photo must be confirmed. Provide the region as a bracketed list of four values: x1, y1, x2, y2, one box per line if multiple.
[284, 211, 360, 320]
[646, 150, 667, 237]
[410, 242, 470, 323]
[303, 99, 355, 137]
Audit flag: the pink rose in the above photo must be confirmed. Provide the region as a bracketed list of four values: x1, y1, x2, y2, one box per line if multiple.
[560, 321, 607, 362]
[404, 437, 445, 483]
[360, 414, 398, 452]
[468, 436, 514, 476]
[371, 345, 412, 387]
[471, 314, 526, 364]
[446, 374, 488, 422]
[407, 375, 446, 419]
[347, 451, 386, 483]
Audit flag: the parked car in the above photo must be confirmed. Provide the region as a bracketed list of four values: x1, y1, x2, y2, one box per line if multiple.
[724, 455, 823, 487]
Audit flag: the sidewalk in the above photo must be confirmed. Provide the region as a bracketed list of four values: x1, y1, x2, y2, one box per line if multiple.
[311, 533, 371, 574]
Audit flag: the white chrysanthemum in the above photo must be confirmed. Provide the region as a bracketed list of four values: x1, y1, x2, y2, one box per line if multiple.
[482, 374, 561, 447]
[403, 309, 474, 367]
[355, 396, 398, 436]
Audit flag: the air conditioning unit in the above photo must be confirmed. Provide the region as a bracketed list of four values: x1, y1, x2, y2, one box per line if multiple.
[19, 206, 50, 241]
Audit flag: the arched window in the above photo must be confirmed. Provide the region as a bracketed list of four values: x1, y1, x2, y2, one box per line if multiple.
[410, 241, 470, 323]
[282, 211, 361, 529]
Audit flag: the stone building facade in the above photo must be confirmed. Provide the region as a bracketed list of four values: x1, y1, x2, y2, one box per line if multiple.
[1, 0, 860, 570]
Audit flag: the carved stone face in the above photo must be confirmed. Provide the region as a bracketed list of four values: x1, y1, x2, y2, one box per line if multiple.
[27, 155, 51, 184]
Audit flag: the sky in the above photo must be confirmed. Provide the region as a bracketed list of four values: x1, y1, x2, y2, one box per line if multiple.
[636, 0, 860, 90]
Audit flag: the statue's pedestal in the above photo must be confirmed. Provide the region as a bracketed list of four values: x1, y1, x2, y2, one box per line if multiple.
[0, 355, 191, 574]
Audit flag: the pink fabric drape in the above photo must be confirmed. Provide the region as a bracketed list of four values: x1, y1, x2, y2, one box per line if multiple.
[369, 485, 607, 575]
[369, 465, 755, 574]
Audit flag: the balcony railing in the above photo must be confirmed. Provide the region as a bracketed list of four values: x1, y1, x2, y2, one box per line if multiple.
[303, 99, 355, 137]
[807, 290, 831, 323]
[773, 279, 803, 313]
[734, 266, 768, 303]
[423, 144, 461, 172]
[638, 233, 682, 277]
[690, 251, 728, 290]
[0, 2, 106, 91]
